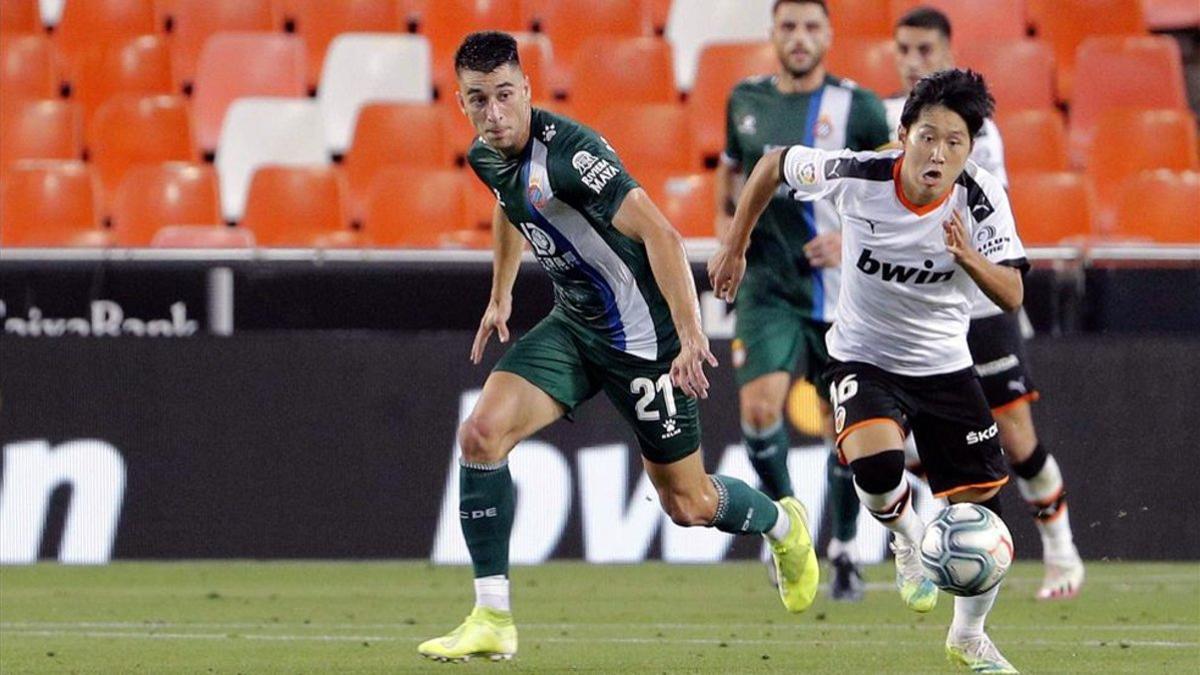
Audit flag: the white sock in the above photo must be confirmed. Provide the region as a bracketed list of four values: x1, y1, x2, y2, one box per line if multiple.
[855, 478, 925, 545]
[1016, 455, 1076, 558]
[950, 583, 1001, 640]
[474, 575, 510, 613]
[827, 537, 857, 562]
[766, 502, 791, 541]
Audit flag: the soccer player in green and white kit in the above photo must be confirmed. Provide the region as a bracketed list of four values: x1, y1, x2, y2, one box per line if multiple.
[417, 32, 819, 663]
[716, 0, 890, 600]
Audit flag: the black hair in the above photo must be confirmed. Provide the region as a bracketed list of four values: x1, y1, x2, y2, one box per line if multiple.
[895, 6, 952, 40]
[454, 31, 520, 74]
[773, 0, 828, 16]
[899, 69, 994, 139]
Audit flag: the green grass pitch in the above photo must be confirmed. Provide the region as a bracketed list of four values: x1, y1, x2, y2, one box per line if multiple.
[1, 561, 1197, 673]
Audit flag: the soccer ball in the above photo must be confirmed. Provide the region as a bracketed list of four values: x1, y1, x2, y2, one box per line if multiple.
[919, 503, 1014, 597]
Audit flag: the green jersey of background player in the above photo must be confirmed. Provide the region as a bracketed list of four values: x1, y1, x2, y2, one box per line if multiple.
[715, 0, 890, 601]
[418, 31, 819, 664]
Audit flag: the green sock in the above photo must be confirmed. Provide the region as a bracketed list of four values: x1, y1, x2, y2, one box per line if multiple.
[708, 475, 780, 535]
[826, 444, 860, 542]
[743, 420, 793, 499]
[459, 461, 514, 578]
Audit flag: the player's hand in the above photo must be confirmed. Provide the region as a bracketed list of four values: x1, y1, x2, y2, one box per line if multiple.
[470, 296, 512, 364]
[671, 328, 719, 399]
[942, 210, 977, 265]
[803, 231, 842, 268]
[707, 242, 747, 302]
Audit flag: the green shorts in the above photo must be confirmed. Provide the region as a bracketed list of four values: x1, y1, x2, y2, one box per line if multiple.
[732, 299, 832, 396]
[494, 312, 701, 464]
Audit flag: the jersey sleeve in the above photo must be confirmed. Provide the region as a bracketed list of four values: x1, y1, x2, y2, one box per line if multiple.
[551, 125, 639, 223]
[848, 88, 892, 151]
[779, 145, 853, 202]
[971, 181, 1028, 274]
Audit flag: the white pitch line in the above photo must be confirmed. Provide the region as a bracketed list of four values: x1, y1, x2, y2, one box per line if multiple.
[1, 629, 1196, 649]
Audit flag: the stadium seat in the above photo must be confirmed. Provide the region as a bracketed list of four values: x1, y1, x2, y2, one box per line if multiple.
[688, 41, 776, 162]
[521, 0, 649, 67]
[0, 99, 82, 167]
[825, 37, 898, 97]
[665, 0, 774, 90]
[434, 32, 552, 103]
[1, 0, 40, 34]
[826, 0, 892, 38]
[1007, 171, 1095, 246]
[995, 109, 1068, 173]
[644, 0, 672, 33]
[288, 0, 401, 89]
[956, 40, 1056, 114]
[416, 0, 522, 90]
[192, 33, 308, 154]
[569, 37, 676, 121]
[0, 35, 59, 99]
[151, 224, 255, 248]
[461, 166, 498, 230]
[1035, 0, 1146, 100]
[214, 98, 328, 222]
[1085, 108, 1198, 230]
[642, 172, 716, 238]
[1114, 171, 1200, 244]
[0, 160, 107, 246]
[110, 162, 221, 245]
[37, 0, 65, 27]
[88, 94, 194, 198]
[168, 0, 281, 90]
[1142, 0, 1200, 30]
[592, 104, 697, 177]
[317, 34, 432, 154]
[72, 35, 173, 124]
[888, 0, 1025, 42]
[1068, 36, 1187, 166]
[343, 103, 452, 219]
[241, 165, 357, 247]
[363, 166, 466, 247]
[52, 0, 157, 81]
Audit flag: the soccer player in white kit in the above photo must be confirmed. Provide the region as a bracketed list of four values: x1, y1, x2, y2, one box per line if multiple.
[711, 69, 1023, 673]
[885, 6, 1085, 601]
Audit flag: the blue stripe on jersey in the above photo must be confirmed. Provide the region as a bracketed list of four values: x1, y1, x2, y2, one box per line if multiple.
[519, 160, 628, 350]
[802, 85, 826, 320]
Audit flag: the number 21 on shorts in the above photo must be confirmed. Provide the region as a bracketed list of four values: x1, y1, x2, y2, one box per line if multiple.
[631, 374, 677, 421]
[829, 374, 858, 434]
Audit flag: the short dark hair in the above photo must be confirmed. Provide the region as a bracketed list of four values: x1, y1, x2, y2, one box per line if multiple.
[454, 31, 520, 75]
[895, 6, 952, 40]
[899, 69, 994, 139]
[772, 0, 828, 16]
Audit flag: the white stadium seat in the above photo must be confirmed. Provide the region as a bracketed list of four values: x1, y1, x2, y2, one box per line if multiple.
[317, 33, 433, 154]
[665, 0, 774, 90]
[38, 0, 65, 26]
[214, 98, 328, 221]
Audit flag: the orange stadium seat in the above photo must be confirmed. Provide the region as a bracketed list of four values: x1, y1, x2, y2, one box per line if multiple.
[1, 35, 59, 99]
[1035, 0, 1145, 101]
[72, 35, 173, 124]
[521, 0, 649, 67]
[461, 167, 499, 231]
[0, 99, 82, 167]
[289, 0, 400, 89]
[643, 172, 717, 238]
[1007, 171, 1095, 246]
[88, 94, 194, 199]
[592, 104, 697, 177]
[151, 225, 256, 247]
[110, 163, 221, 245]
[364, 166, 467, 247]
[956, 40, 1056, 114]
[825, 37, 899, 98]
[343, 103, 452, 219]
[168, 0, 282, 90]
[1115, 171, 1200, 244]
[192, 33, 307, 154]
[644, 0, 672, 33]
[827, 0, 892, 38]
[437, 32, 552, 103]
[888, 0, 1025, 42]
[569, 37, 676, 121]
[241, 166, 358, 247]
[417, 0, 522, 90]
[1, 0, 40, 34]
[995, 109, 1068, 173]
[0, 160, 108, 246]
[688, 41, 776, 162]
[52, 0, 157, 81]
[1142, 0, 1200, 30]
[1068, 36, 1187, 166]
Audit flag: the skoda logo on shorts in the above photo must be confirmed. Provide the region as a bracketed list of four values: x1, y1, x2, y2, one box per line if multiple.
[521, 222, 556, 256]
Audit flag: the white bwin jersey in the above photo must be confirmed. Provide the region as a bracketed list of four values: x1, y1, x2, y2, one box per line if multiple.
[780, 146, 1028, 377]
[885, 96, 1009, 319]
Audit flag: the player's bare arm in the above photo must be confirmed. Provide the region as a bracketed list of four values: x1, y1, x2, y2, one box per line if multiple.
[707, 147, 788, 302]
[470, 203, 524, 364]
[613, 188, 719, 400]
[802, 230, 841, 268]
[713, 160, 739, 237]
[942, 210, 1023, 312]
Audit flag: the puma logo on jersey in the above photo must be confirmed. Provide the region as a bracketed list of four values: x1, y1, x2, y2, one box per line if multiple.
[856, 248, 954, 284]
